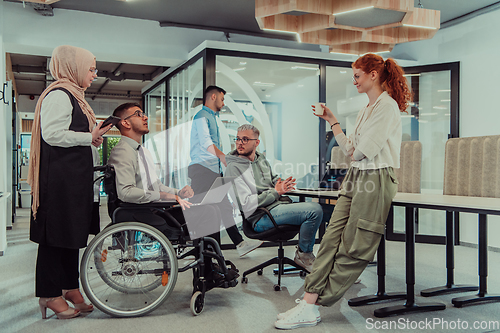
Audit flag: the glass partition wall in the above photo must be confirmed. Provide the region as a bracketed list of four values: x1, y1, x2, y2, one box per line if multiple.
[143, 46, 459, 247]
[215, 56, 320, 186]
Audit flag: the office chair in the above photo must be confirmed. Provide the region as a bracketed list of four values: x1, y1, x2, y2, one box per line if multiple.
[240, 207, 307, 291]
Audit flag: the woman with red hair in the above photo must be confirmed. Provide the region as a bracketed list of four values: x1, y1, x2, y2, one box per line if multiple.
[275, 53, 411, 330]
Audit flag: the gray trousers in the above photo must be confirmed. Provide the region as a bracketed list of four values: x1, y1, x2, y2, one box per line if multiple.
[304, 167, 398, 306]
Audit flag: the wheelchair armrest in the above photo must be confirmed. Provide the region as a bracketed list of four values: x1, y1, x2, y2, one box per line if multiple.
[119, 201, 177, 209]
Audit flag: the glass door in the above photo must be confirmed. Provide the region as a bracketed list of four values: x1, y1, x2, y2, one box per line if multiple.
[390, 62, 459, 242]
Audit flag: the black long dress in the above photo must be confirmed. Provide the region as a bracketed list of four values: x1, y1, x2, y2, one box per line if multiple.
[30, 88, 97, 249]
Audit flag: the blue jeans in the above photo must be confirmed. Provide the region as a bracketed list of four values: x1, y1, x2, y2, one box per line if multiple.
[254, 202, 323, 253]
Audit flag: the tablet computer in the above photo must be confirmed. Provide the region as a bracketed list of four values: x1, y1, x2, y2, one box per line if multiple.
[101, 115, 121, 128]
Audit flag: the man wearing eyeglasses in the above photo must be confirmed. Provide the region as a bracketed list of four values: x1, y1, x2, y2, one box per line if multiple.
[188, 86, 262, 256]
[225, 124, 323, 272]
[107, 103, 220, 237]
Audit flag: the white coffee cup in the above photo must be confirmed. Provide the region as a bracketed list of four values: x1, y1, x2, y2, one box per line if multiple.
[314, 103, 325, 115]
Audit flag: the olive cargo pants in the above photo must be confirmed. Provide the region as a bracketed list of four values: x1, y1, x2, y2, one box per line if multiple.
[304, 167, 398, 306]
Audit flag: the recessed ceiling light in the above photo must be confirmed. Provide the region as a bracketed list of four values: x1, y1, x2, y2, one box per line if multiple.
[330, 51, 359, 56]
[333, 6, 374, 16]
[437, 89, 451, 92]
[340, 71, 347, 74]
[233, 67, 246, 72]
[420, 113, 438, 116]
[239, 62, 247, 65]
[263, 28, 301, 42]
[265, 94, 271, 98]
[298, 84, 304, 88]
[433, 106, 447, 110]
[441, 99, 451, 102]
[291, 66, 318, 71]
[253, 82, 275, 87]
[403, 24, 437, 30]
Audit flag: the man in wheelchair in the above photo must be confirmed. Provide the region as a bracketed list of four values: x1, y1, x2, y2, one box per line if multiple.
[107, 102, 238, 292]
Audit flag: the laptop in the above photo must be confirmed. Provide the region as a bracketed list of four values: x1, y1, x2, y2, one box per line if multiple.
[297, 168, 347, 191]
[190, 176, 236, 206]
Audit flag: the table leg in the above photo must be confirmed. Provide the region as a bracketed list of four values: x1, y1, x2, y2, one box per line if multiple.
[374, 207, 445, 317]
[452, 214, 500, 307]
[349, 207, 406, 306]
[421, 211, 478, 297]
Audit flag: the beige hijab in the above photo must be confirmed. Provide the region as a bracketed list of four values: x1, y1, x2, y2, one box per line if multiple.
[28, 45, 97, 218]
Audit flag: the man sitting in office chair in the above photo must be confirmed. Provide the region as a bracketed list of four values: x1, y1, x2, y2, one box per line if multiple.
[225, 124, 323, 272]
[107, 102, 218, 240]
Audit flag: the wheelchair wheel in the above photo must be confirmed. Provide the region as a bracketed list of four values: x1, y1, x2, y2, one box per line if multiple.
[190, 291, 204, 316]
[81, 222, 178, 317]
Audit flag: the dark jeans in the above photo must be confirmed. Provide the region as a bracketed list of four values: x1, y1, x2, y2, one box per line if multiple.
[35, 244, 80, 298]
[188, 164, 243, 246]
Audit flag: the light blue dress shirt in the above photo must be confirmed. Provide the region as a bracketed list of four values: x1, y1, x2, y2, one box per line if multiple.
[189, 106, 222, 173]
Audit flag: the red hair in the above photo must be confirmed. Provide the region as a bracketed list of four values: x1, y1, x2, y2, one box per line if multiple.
[352, 54, 412, 112]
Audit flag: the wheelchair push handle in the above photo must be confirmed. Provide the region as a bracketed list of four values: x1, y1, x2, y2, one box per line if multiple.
[94, 165, 108, 172]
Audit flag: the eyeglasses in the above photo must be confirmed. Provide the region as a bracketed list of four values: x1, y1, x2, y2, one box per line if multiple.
[352, 74, 361, 84]
[234, 137, 257, 144]
[123, 110, 146, 120]
[89, 68, 98, 75]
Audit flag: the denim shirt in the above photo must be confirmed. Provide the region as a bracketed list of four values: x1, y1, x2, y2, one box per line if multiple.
[189, 106, 221, 173]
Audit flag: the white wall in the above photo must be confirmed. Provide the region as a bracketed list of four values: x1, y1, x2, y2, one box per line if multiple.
[394, 9, 500, 247]
[0, 0, 8, 254]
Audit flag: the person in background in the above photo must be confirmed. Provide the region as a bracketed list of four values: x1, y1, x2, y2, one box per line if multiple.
[274, 53, 411, 329]
[189, 86, 262, 256]
[225, 124, 323, 272]
[28, 45, 111, 319]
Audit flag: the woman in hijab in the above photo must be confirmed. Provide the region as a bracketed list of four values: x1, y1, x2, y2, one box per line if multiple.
[28, 45, 112, 319]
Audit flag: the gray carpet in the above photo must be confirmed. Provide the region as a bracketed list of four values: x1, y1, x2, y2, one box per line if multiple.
[2, 204, 500, 333]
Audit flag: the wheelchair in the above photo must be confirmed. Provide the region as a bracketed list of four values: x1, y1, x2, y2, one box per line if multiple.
[80, 165, 239, 317]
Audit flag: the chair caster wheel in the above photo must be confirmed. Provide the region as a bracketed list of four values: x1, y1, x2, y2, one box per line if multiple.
[257, 270, 263, 276]
[299, 270, 307, 277]
[274, 284, 281, 291]
[190, 291, 204, 316]
[241, 276, 248, 284]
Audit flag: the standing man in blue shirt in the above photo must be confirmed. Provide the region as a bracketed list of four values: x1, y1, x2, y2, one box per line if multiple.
[189, 86, 262, 257]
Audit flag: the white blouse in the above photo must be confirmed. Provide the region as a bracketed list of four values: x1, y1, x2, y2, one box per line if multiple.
[335, 91, 402, 170]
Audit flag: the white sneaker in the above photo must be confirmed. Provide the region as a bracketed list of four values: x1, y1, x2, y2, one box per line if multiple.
[236, 240, 263, 257]
[354, 278, 361, 284]
[277, 299, 321, 322]
[293, 248, 315, 273]
[274, 299, 319, 329]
